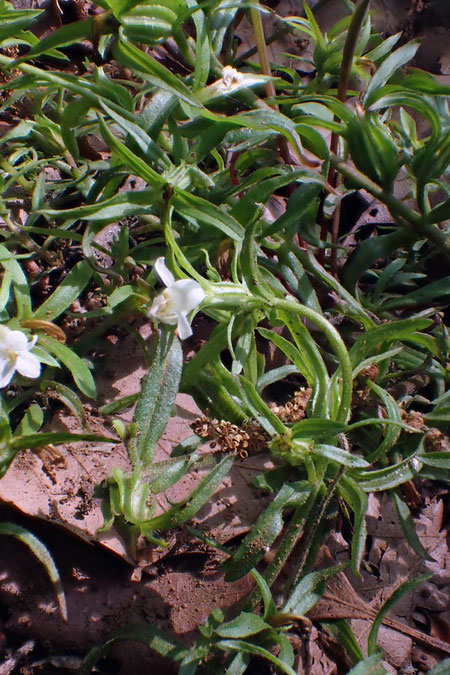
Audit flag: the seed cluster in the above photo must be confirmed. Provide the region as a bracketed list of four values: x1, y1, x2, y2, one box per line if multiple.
[269, 388, 312, 422]
[191, 416, 269, 458]
[191, 389, 313, 457]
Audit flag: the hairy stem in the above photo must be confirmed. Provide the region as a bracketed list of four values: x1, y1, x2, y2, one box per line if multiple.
[286, 466, 344, 592]
[245, 487, 320, 611]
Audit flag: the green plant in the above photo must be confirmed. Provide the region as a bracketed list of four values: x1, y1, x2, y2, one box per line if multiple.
[0, 0, 448, 671]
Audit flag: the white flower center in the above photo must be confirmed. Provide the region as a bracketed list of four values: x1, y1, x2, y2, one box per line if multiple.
[5, 349, 18, 363]
[222, 66, 244, 89]
[157, 289, 177, 319]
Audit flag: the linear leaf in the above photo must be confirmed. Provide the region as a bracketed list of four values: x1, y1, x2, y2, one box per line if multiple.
[368, 574, 432, 654]
[314, 444, 369, 468]
[223, 482, 312, 581]
[38, 335, 96, 398]
[172, 190, 243, 242]
[0, 522, 67, 620]
[98, 115, 166, 188]
[40, 188, 158, 222]
[284, 565, 345, 615]
[79, 622, 188, 674]
[390, 489, 433, 560]
[143, 455, 234, 531]
[215, 640, 297, 675]
[33, 261, 92, 321]
[349, 318, 432, 367]
[114, 37, 201, 108]
[339, 475, 368, 575]
[364, 40, 421, 106]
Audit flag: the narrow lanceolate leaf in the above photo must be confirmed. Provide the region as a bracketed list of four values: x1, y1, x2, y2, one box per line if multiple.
[39, 189, 159, 222]
[368, 573, 432, 655]
[142, 455, 234, 531]
[45, 381, 88, 429]
[284, 565, 346, 616]
[32, 260, 92, 321]
[365, 381, 402, 464]
[381, 276, 450, 311]
[98, 115, 167, 188]
[14, 16, 100, 63]
[38, 335, 96, 399]
[349, 317, 432, 367]
[342, 230, 410, 294]
[79, 623, 188, 674]
[390, 490, 434, 561]
[215, 640, 297, 675]
[251, 569, 277, 621]
[172, 190, 244, 242]
[347, 655, 386, 675]
[215, 613, 270, 639]
[186, 0, 210, 89]
[9, 431, 119, 452]
[14, 404, 43, 437]
[100, 101, 171, 169]
[338, 475, 368, 575]
[114, 37, 201, 108]
[364, 40, 421, 106]
[0, 523, 67, 620]
[238, 375, 287, 436]
[223, 482, 312, 581]
[313, 444, 369, 468]
[133, 330, 183, 466]
[419, 452, 450, 470]
[0, 9, 42, 42]
[291, 419, 347, 441]
[0, 244, 32, 318]
[354, 458, 419, 492]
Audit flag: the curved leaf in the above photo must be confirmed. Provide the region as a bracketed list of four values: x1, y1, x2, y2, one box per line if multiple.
[364, 40, 420, 106]
[0, 522, 67, 620]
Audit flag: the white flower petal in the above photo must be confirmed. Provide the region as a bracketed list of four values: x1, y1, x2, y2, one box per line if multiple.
[170, 280, 205, 313]
[176, 313, 193, 340]
[3, 329, 29, 351]
[154, 257, 175, 288]
[0, 325, 10, 342]
[0, 360, 16, 388]
[148, 263, 204, 339]
[16, 351, 41, 379]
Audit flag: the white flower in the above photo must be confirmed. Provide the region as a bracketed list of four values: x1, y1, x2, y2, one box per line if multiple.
[198, 67, 273, 103]
[222, 65, 245, 89]
[0, 325, 41, 387]
[148, 258, 205, 340]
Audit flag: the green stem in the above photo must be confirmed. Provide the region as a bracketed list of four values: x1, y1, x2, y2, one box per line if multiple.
[416, 180, 430, 217]
[245, 486, 320, 611]
[337, 0, 370, 104]
[236, 0, 334, 67]
[250, 1, 277, 102]
[287, 466, 344, 592]
[269, 298, 353, 423]
[330, 154, 450, 263]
